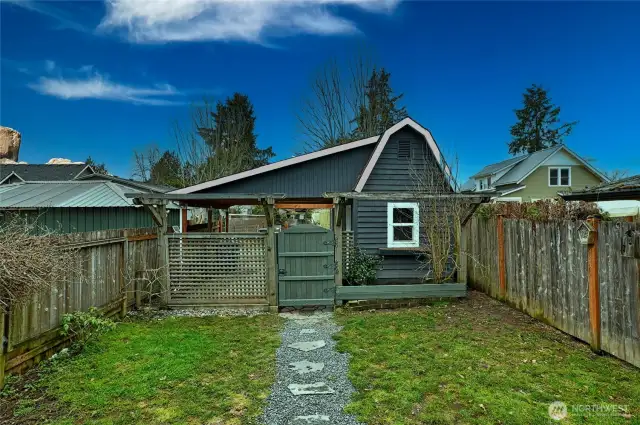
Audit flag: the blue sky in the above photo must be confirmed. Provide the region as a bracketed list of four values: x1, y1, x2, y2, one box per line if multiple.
[1, 1, 639, 181]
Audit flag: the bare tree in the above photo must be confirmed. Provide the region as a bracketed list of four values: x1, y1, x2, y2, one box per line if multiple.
[410, 157, 473, 283]
[0, 214, 79, 312]
[132, 144, 162, 182]
[297, 55, 378, 153]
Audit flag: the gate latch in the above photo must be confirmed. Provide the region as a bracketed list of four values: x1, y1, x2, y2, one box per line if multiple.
[278, 268, 287, 275]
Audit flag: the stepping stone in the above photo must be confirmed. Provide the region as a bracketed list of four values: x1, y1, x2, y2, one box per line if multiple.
[288, 360, 324, 375]
[288, 382, 335, 395]
[288, 340, 325, 352]
[300, 329, 316, 334]
[289, 414, 330, 424]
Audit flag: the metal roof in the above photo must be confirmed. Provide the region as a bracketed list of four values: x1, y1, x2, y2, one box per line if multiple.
[470, 155, 527, 178]
[77, 174, 175, 193]
[561, 174, 640, 201]
[0, 181, 144, 208]
[0, 164, 92, 183]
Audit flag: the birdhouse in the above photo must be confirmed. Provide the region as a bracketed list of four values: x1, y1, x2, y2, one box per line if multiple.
[577, 221, 596, 245]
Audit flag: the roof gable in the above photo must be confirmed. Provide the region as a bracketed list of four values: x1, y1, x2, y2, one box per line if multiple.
[494, 145, 608, 186]
[0, 164, 94, 183]
[354, 117, 451, 192]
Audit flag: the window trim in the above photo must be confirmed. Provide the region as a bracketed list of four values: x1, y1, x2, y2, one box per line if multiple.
[387, 202, 420, 248]
[548, 167, 572, 187]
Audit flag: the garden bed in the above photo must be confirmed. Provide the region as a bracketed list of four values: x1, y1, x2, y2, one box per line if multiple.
[335, 283, 466, 301]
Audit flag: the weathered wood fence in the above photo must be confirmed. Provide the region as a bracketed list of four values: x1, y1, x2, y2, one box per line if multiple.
[465, 217, 640, 368]
[1, 228, 160, 385]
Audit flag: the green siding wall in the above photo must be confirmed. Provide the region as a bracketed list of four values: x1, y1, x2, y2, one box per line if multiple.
[0, 207, 180, 234]
[504, 165, 603, 201]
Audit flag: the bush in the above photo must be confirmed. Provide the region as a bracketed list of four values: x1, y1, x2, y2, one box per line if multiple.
[344, 248, 382, 286]
[475, 199, 607, 222]
[60, 307, 116, 352]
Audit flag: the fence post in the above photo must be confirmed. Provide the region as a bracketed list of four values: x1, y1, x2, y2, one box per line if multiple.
[333, 198, 344, 289]
[458, 221, 468, 285]
[587, 217, 601, 352]
[120, 238, 129, 318]
[497, 215, 506, 299]
[263, 199, 278, 312]
[0, 311, 7, 389]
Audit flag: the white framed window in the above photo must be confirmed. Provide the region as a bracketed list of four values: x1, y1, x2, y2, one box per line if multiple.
[549, 167, 571, 187]
[387, 202, 419, 248]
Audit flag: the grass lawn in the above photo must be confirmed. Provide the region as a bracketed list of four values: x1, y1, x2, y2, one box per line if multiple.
[1, 314, 282, 425]
[335, 291, 640, 425]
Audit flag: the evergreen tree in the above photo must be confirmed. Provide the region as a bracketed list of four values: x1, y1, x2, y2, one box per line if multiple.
[150, 150, 182, 187]
[198, 93, 274, 176]
[508, 84, 577, 155]
[352, 68, 408, 139]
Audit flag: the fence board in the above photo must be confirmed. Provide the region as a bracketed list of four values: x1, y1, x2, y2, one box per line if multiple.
[167, 234, 268, 306]
[467, 217, 639, 367]
[4, 228, 159, 377]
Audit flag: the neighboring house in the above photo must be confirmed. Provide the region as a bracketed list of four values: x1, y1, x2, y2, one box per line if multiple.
[0, 181, 180, 233]
[461, 145, 609, 201]
[170, 117, 453, 284]
[0, 163, 94, 184]
[560, 174, 640, 218]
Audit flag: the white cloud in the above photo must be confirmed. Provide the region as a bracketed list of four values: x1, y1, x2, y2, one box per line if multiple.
[29, 71, 184, 106]
[99, 0, 399, 43]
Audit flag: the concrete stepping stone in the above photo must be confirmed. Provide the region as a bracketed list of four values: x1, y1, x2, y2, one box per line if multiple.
[289, 414, 330, 424]
[300, 329, 316, 334]
[288, 360, 324, 375]
[288, 382, 335, 395]
[288, 340, 325, 352]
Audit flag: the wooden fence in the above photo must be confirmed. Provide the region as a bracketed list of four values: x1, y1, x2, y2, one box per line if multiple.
[167, 233, 269, 306]
[466, 217, 640, 368]
[1, 228, 160, 384]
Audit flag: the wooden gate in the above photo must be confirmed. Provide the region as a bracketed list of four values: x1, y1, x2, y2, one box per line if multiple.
[277, 224, 335, 306]
[167, 233, 268, 306]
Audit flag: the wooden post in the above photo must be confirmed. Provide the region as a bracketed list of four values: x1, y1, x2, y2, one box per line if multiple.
[120, 239, 128, 318]
[497, 215, 506, 299]
[263, 199, 278, 312]
[458, 221, 468, 284]
[156, 204, 169, 306]
[0, 311, 7, 389]
[334, 199, 344, 289]
[207, 209, 213, 232]
[588, 217, 601, 352]
[181, 208, 188, 233]
[225, 209, 230, 233]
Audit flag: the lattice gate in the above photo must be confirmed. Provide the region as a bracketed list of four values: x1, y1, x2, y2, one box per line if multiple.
[167, 233, 269, 306]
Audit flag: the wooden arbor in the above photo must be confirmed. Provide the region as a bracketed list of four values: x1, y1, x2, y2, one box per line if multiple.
[126, 193, 286, 310]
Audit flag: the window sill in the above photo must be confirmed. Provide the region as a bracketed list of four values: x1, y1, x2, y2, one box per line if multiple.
[379, 248, 423, 256]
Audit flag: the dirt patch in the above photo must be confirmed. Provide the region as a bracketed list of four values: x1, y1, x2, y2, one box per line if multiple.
[0, 368, 61, 425]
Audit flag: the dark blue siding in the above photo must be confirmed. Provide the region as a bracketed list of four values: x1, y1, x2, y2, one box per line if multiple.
[354, 127, 450, 283]
[198, 145, 375, 197]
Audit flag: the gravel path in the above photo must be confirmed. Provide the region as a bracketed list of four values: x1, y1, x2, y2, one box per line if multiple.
[260, 311, 363, 425]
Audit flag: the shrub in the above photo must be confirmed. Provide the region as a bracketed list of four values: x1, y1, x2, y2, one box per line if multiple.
[344, 248, 382, 286]
[475, 199, 607, 222]
[60, 307, 116, 352]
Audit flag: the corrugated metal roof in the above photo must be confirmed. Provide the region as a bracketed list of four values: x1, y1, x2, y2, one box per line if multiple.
[470, 155, 526, 178]
[77, 174, 175, 193]
[493, 145, 563, 186]
[0, 164, 91, 182]
[0, 181, 142, 208]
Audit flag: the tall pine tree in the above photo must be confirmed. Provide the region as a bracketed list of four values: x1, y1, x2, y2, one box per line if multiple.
[199, 93, 274, 175]
[508, 84, 577, 155]
[352, 68, 408, 139]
